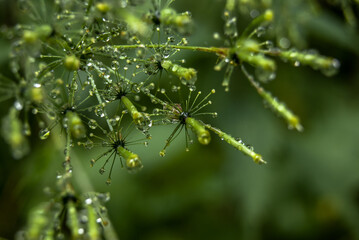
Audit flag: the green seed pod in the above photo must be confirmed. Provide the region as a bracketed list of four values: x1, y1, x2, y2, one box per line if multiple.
[234, 40, 276, 71]
[117, 146, 143, 171]
[260, 89, 302, 131]
[161, 60, 197, 85]
[240, 9, 274, 39]
[238, 52, 276, 71]
[22, 25, 52, 44]
[96, 2, 110, 13]
[238, 39, 261, 52]
[67, 201, 80, 239]
[66, 111, 86, 139]
[86, 204, 100, 240]
[35, 24, 52, 40]
[123, 12, 151, 37]
[225, 0, 236, 11]
[2, 107, 29, 159]
[160, 8, 192, 33]
[29, 86, 44, 105]
[185, 117, 211, 145]
[121, 95, 144, 124]
[23, 30, 38, 43]
[160, 8, 177, 24]
[279, 49, 340, 76]
[242, 65, 303, 131]
[64, 55, 80, 71]
[27, 204, 48, 240]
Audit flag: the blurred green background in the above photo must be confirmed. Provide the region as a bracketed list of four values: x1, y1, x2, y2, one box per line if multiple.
[1, 0, 359, 239]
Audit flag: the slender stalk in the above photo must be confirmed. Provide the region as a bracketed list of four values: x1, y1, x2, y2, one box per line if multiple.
[206, 124, 266, 164]
[64, 126, 72, 174]
[89, 66, 114, 132]
[94, 44, 230, 57]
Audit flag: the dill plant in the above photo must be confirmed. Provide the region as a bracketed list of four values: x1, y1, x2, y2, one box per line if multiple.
[0, 0, 346, 239]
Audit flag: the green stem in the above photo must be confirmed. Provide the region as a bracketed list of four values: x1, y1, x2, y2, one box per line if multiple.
[240, 10, 273, 40]
[241, 65, 303, 131]
[86, 0, 94, 15]
[64, 126, 72, 174]
[206, 124, 266, 164]
[69, 71, 77, 107]
[121, 95, 144, 124]
[90, 65, 114, 132]
[67, 201, 80, 239]
[95, 44, 230, 57]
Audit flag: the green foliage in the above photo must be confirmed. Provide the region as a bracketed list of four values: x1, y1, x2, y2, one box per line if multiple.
[0, 0, 358, 239]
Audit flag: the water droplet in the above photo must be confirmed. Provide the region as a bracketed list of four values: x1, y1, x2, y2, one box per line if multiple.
[94, 107, 105, 117]
[78, 228, 84, 235]
[90, 159, 95, 167]
[171, 85, 179, 92]
[85, 140, 94, 149]
[33, 83, 41, 88]
[188, 85, 196, 91]
[134, 95, 140, 101]
[162, 51, 170, 59]
[80, 215, 88, 224]
[250, 9, 259, 18]
[159, 150, 166, 157]
[255, 27, 266, 37]
[119, 0, 127, 8]
[279, 37, 290, 49]
[88, 119, 97, 129]
[213, 32, 221, 40]
[111, 60, 120, 70]
[224, 17, 238, 38]
[23, 122, 31, 136]
[97, 192, 111, 202]
[47, 110, 57, 120]
[119, 52, 127, 60]
[14, 100, 23, 111]
[109, 118, 117, 126]
[126, 155, 143, 173]
[147, 120, 153, 128]
[106, 178, 111, 185]
[32, 108, 38, 114]
[255, 67, 276, 82]
[168, 36, 175, 42]
[39, 128, 50, 140]
[321, 58, 340, 77]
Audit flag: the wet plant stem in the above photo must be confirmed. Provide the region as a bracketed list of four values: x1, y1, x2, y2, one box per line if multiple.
[90, 65, 114, 132]
[98, 44, 230, 58]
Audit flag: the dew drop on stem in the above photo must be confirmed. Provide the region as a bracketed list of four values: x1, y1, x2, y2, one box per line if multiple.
[99, 168, 105, 174]
[159, 150, 166, 157]
[39, 128, 50, 140]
